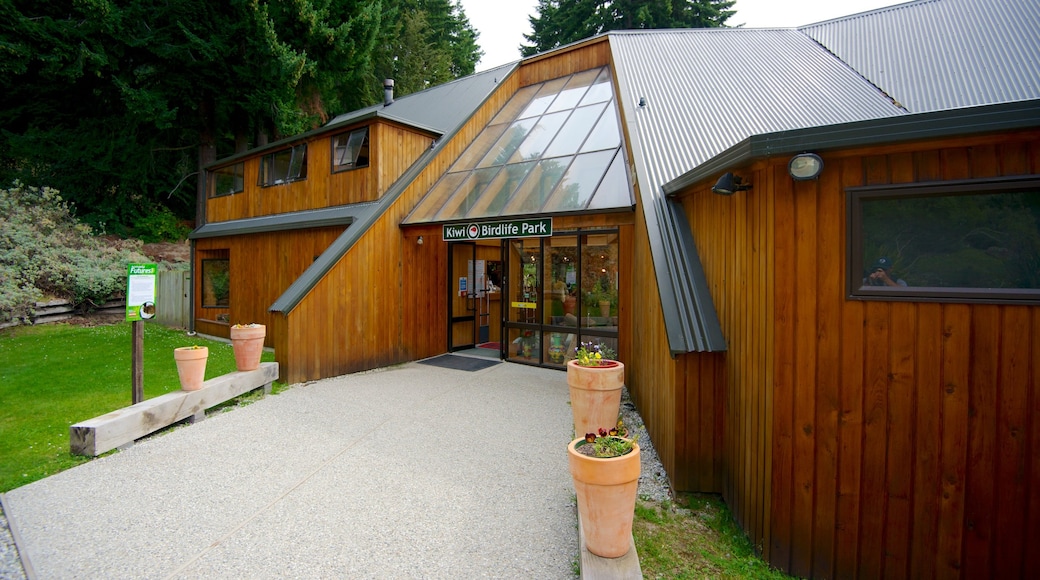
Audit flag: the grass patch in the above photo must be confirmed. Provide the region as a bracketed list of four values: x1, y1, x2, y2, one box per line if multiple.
[633, 493, 794, 580]
[0, 322, 277, 493]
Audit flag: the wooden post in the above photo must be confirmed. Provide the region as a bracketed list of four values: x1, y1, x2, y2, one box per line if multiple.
[132, 320, 143, 404]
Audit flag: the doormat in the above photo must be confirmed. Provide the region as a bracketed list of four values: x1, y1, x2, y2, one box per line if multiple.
[418, 354, 501, 372]
[477, 342, 500, 350]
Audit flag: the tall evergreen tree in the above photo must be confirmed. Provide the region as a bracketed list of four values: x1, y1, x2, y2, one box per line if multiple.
[521, 0, 735, 57]
[0, 0, 480, 233]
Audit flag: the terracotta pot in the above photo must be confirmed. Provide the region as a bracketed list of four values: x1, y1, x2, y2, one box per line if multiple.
[567, 359, 625, 436]
[230, 324, 266, 371]
[174, 346, 208, 391]
[598, 299, 611, 318]
[568, 437, 641, 558]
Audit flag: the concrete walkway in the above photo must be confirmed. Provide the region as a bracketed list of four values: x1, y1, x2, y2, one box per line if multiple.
[2, 359, 578, 579]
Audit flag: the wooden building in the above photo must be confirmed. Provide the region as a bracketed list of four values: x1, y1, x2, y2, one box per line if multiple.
[191, 1, 1040, 577]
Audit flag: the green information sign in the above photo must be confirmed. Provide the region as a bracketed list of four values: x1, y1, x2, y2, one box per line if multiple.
[442, 218, 553, 241]
[126, 263, 158, 322]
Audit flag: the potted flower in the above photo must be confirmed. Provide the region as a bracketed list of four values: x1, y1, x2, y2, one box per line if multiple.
[173, 345, 208, 391]
[568, 427, 641, 558]
[567, 342, 624, 436]
[230, 323, 266, 371]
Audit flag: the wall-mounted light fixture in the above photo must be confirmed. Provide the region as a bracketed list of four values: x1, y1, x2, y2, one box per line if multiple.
[712, 172, 751, 195]
[417, 235, 424, 246]
[788, 153, 823, 180]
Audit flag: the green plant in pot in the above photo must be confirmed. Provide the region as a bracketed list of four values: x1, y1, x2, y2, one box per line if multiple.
[569, 426, 641, 558]
[567, 342, 624, 436]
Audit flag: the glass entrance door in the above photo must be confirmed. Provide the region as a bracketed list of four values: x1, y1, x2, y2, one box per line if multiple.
[503, 229, 619, 368]
[449, 242, 478, 351]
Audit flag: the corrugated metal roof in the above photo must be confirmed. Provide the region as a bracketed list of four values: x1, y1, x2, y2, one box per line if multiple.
[800, 0, 1040, 112]
[609, 28, 905, 353]
[611, 28, 904, 195]
[326, 62, 517, 134]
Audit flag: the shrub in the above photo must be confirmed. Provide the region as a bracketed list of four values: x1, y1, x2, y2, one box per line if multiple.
[0, 182, 147, 320]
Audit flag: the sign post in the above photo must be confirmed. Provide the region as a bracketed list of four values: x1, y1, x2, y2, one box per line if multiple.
[126, 264, 157, 404]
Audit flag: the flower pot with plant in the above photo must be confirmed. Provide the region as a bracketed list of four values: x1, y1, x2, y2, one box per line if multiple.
[569, 428, 641, 558]
[174, 346, 208, 391]
[230, 323, 266, 371]
[567, 342, 624, 436]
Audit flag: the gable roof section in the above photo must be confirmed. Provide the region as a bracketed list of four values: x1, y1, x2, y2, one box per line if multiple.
[800, 0, 1040, 113]
[268, 63, 518, 314]
[610, 28, 904, 353]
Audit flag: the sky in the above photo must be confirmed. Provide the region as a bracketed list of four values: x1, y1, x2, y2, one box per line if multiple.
[460, 0, 908, 72]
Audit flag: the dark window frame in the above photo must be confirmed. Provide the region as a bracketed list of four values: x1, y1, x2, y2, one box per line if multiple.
[258, 143, 308, 187]
[331, 127, 371, 173]
[846, 175, 1040, 304]
[209, 162, 245, 198]
[201, 258, 230, 308]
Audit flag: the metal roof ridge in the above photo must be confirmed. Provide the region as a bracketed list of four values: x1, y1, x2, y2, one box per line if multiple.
[797, 0, 929, 29]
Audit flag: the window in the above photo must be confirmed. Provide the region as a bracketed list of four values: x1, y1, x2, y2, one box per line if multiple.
[202, 258, 230, 308]
[209, 162, 244, 197]
[332, 127, 370, 172]
[259, 144, 307, 186]
[847, 176, 1040, 302]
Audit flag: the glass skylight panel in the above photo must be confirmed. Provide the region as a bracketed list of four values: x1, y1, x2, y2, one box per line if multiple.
[542, 150, 616, 212]
[409, 172, 469, 222]
[578, 68, 613, 106]
[580, 105, 621, 153]
[516, 77, 569, 119]
[404, 66, 632, 225]
[490, 85, 539, 126]
[451, 123, 508, 172]
[507, 111, 569, 163]
[504, 157, 573, 215]
[477, 117, 538, 168]
[586, 153, 632, 209]
[435, 167, 501, 221]
[542, 102, 608, 158]
[465, 161, 535, 218]
[545, 68, 599, 113]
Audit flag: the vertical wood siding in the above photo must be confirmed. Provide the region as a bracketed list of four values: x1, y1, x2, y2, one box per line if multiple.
[205, 121, 434, 223]
[673, 130, 1040, 579]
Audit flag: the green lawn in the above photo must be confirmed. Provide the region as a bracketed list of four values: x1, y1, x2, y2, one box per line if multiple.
[0, 322, 276, 493]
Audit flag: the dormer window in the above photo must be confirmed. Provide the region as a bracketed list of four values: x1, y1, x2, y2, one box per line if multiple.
[332, 127, 370, 172]
[259, 144, 308, 187]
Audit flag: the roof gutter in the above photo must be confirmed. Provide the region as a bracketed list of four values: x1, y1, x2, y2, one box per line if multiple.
[664, 99, 1040, 195]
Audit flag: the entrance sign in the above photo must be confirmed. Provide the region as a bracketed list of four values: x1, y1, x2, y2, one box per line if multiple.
[443, 218, 553, 241]
[126, 263, 158, 321]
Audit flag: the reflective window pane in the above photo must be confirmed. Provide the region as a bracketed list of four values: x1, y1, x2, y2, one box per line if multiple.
[491, 85, 540, 125]
[504, 157, 573, 215]
[542, 150, 615, 212]
[407, 172, 468, 222]
[452, 123, 508, 172]
[477, 117, 538, 167]
[516, 77, 569, 119]
[434, 167, 501, 220]
[580, 104, 621, 153]
[578, 68, 613, 106]
[545, 68, 599, 113]
[543, 102, 607, 158]
[586, 153, 632, 210]
[508, 111, 569, 163]
[466, 162, 535, 218]
[580, 232, 619, 328]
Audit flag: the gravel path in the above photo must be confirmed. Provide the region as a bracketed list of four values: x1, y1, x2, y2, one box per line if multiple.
[0, 379, 670, 579]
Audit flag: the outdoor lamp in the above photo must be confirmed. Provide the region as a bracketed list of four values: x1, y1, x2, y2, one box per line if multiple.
[712, 172, 751, 195]
[788, 153, 823, 180]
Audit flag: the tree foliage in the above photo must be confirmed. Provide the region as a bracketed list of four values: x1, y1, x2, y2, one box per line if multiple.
[521, 0, 735, 57]
[0, 0, 480, 234]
